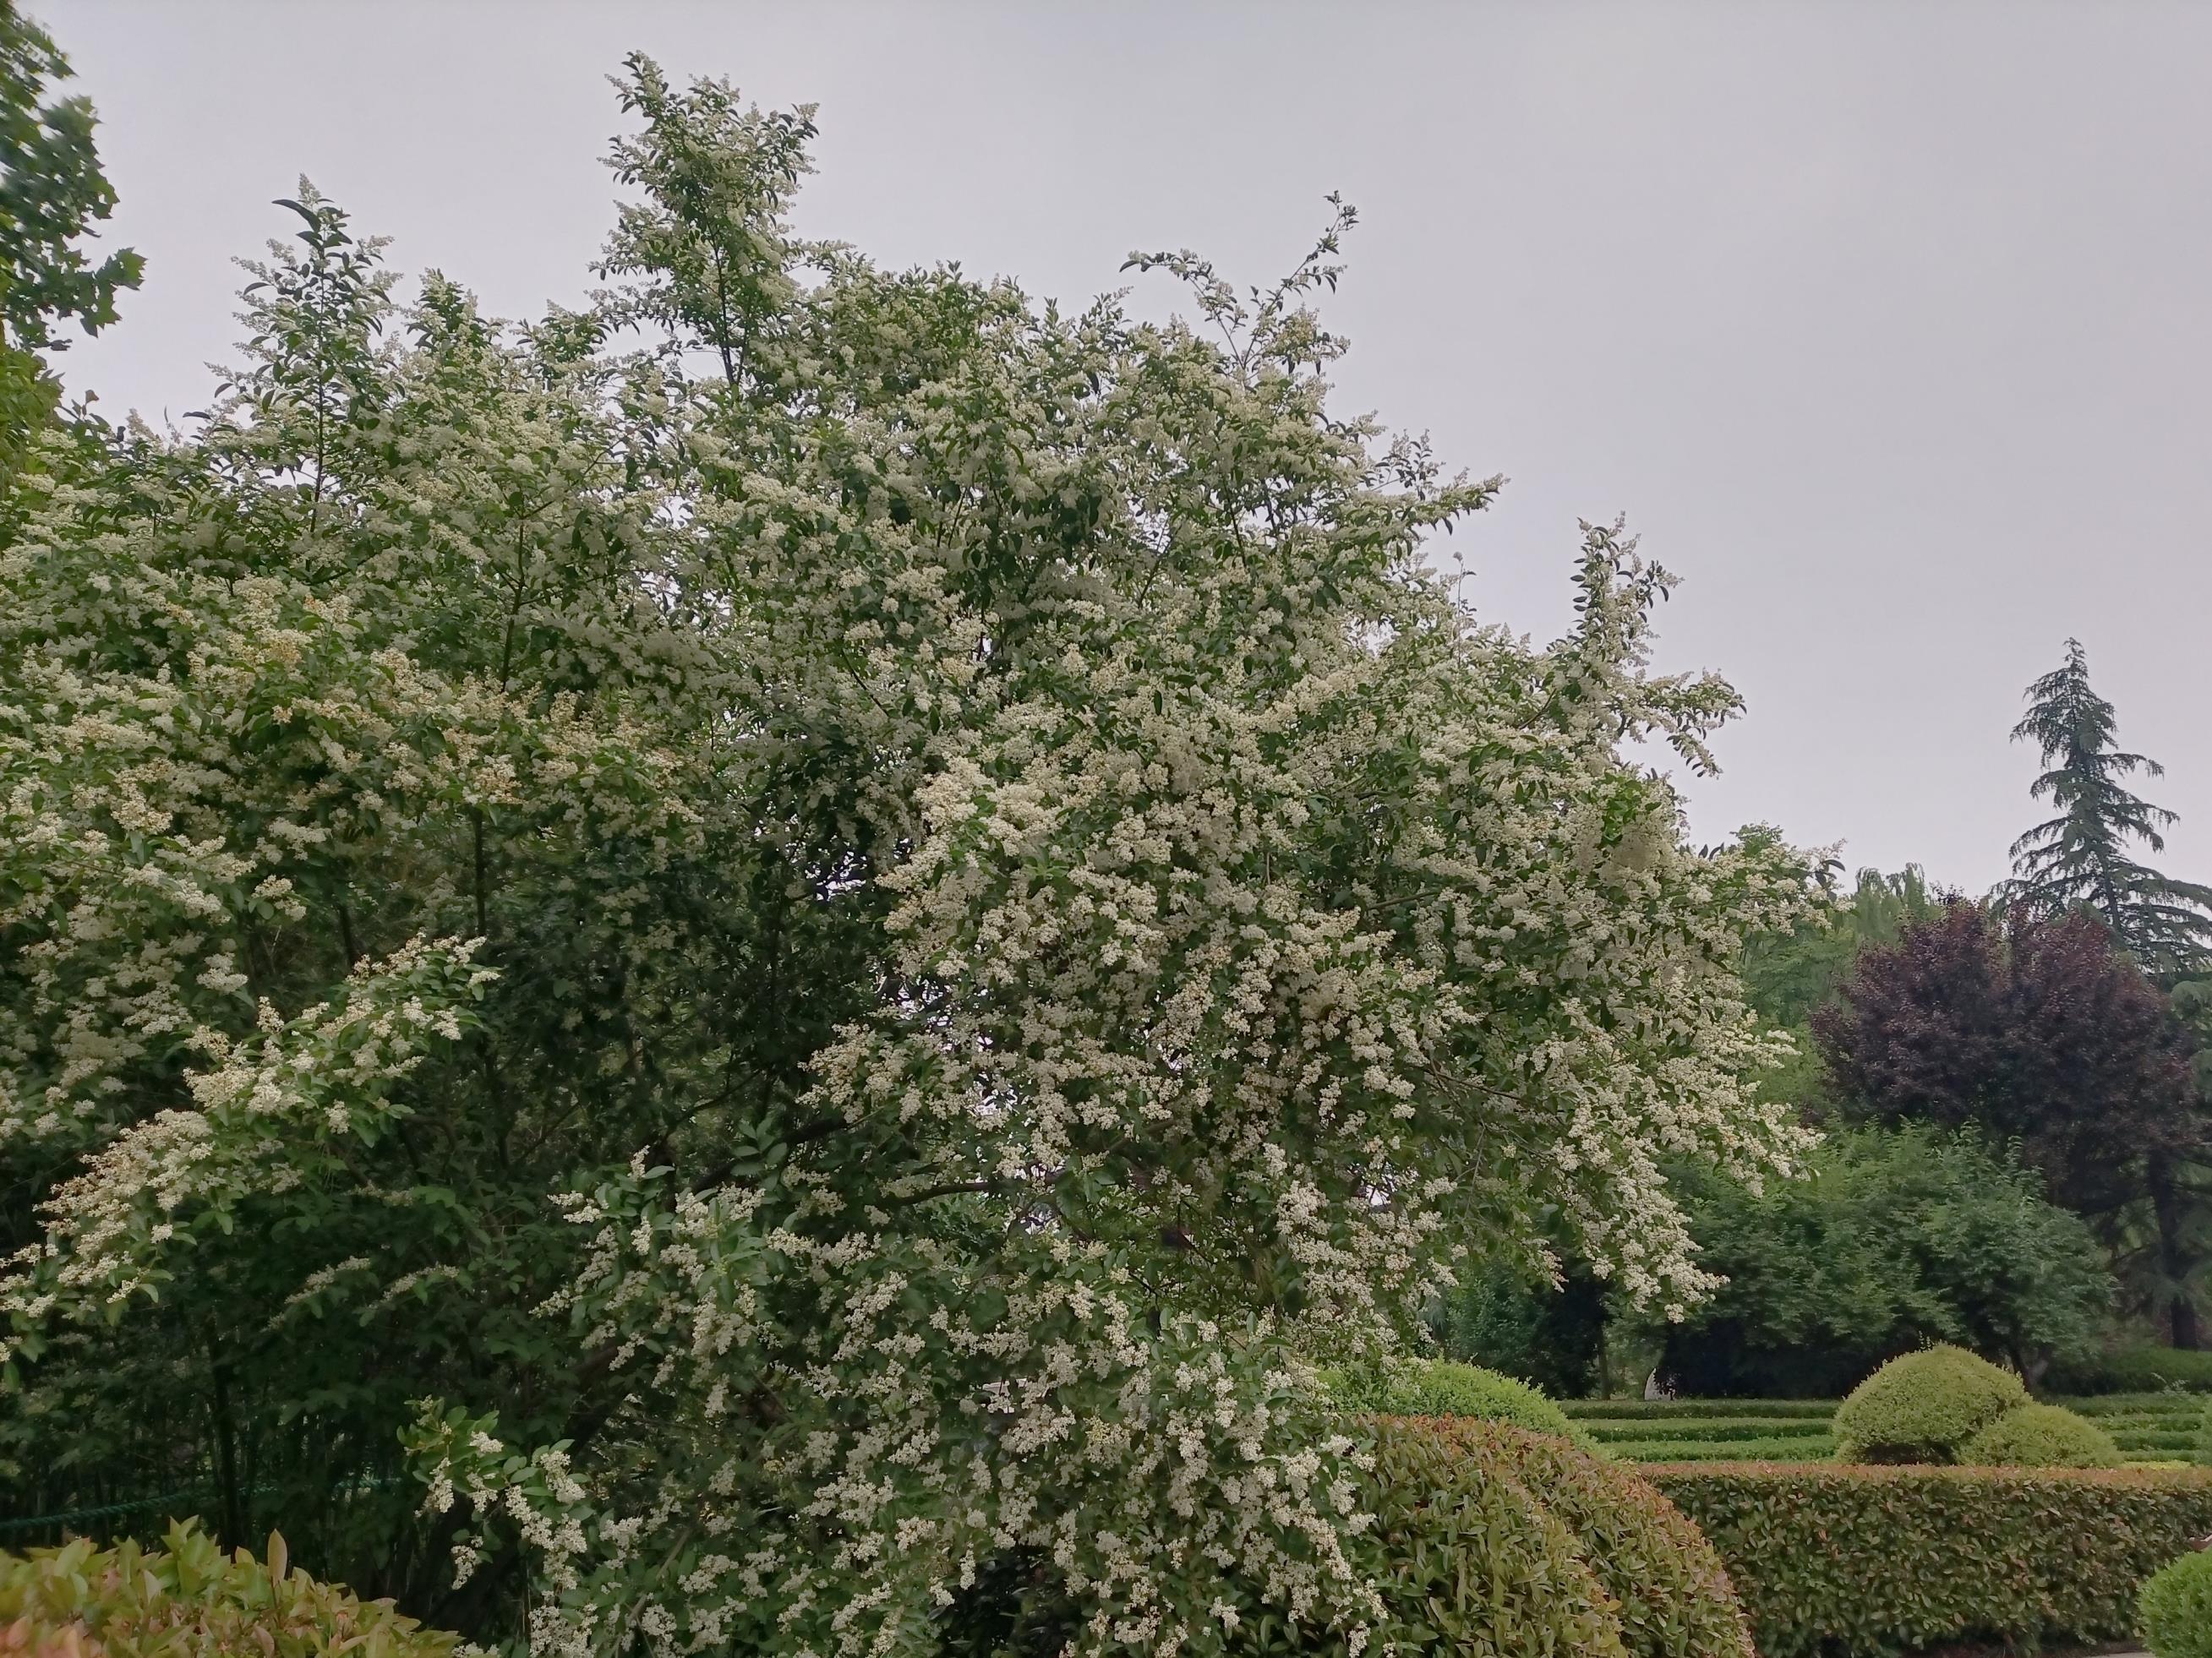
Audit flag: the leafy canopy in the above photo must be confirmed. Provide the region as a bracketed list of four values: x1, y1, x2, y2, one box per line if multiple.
[1654, 1126, 2112, 1398]
[1813, 899, 2211, 1348]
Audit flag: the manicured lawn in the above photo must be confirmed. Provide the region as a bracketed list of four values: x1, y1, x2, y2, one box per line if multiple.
[1559, 1391, 2204, 1464]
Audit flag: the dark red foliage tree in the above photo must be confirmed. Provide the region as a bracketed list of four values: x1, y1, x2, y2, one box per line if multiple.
[1813, 902, 2208, 1345]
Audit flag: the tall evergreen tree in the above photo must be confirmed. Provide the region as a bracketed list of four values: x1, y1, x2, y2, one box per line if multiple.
[2005, 639, 2212, 978]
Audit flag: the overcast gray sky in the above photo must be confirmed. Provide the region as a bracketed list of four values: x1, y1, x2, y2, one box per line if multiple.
[42, 2, 2212, 896]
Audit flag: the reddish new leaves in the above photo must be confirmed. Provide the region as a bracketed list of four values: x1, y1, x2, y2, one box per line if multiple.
[1811, 903, 2198, 1219]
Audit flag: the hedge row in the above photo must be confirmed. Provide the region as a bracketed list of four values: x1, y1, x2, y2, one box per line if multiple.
[1559, 1399, 1838, 1421]
[1599, 1435, 1838, 1464]
[1647, 1461, 2212, 1658]
[2067, 1391, 2209, 1418]
[2044, 1344, 2212, 1396]
[1579, 1419, 1832, 1445]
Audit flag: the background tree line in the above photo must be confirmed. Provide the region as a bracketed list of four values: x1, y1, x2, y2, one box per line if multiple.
[1444, 642, 2212, 1394]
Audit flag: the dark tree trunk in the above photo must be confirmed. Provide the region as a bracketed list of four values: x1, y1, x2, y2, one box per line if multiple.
[2148, 1152, 2199, 1350]
[208, 1338, 247, 1546]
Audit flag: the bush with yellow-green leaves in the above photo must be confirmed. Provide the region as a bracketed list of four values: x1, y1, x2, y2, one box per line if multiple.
[1958, 1401, 2122, 1469]
[1322, 1360, 1597, 1449]
[1832, 1345, 2028, 1464]
[2140, 1546, 2212, 1658]
[1313, 1419, 1751, 1658]
[0, 1522, 459, 1658]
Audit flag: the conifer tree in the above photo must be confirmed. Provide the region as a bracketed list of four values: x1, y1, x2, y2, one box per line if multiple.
[2006, 639, 2212, 978]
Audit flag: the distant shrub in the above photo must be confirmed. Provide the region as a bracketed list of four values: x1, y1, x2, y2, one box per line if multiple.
[1959, 1403, 2122, 1469]
[0, 1521, 459, 1658]
[2199, 1398, 2212, 1466]
[2139, 1546, 2212, 1658]
[1324, 1359, 1592, 1447]
[1833, 1344, 2027, 1464]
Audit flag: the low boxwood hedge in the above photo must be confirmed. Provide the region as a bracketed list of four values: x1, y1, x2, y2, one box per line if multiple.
[1580, 1419, 1832, 1445]
[1559, 1399, 1838, 1421]
[1597, 1435, 1838, 1464]
[1647, 1462, 2212, 1658]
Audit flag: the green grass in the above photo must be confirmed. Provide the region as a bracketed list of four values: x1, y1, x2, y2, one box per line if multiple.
[1553, 1393, 2204, 1464]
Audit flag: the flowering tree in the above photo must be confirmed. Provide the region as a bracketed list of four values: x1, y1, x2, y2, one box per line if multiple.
[3, 57, 1812, 1656]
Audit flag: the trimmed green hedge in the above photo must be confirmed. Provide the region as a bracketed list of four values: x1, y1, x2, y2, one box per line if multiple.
[2045, 1342, 2212, 1397]
[1560, 1399, 1838, 1421]
[1324, 1361, 1596, 1449]
[1597, 1435, 1837, 1464]
[1356, 1420, 1752, 1658]
[1647, 1462, 2212, 1658]
[1579, 1419, 1832, 1445]
[0, 1521, 460, 1658]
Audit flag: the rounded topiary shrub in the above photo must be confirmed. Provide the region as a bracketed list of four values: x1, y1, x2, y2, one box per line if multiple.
[1073, 1417, 1749, 1658]
[2140, 1546, 2212, 1658]
[1352, 1419, 1629, 1658]
[1958, 1402, 2123, 1470]
[1416, 1418, 1754, 1658]
[1324, 1359, 1593, 1447]
[1832, 1344, 2029, 1464]
[0, 1521, 459, 1658]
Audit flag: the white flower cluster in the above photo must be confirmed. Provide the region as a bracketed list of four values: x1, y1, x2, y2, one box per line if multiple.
[0, 936, 493, 1350]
